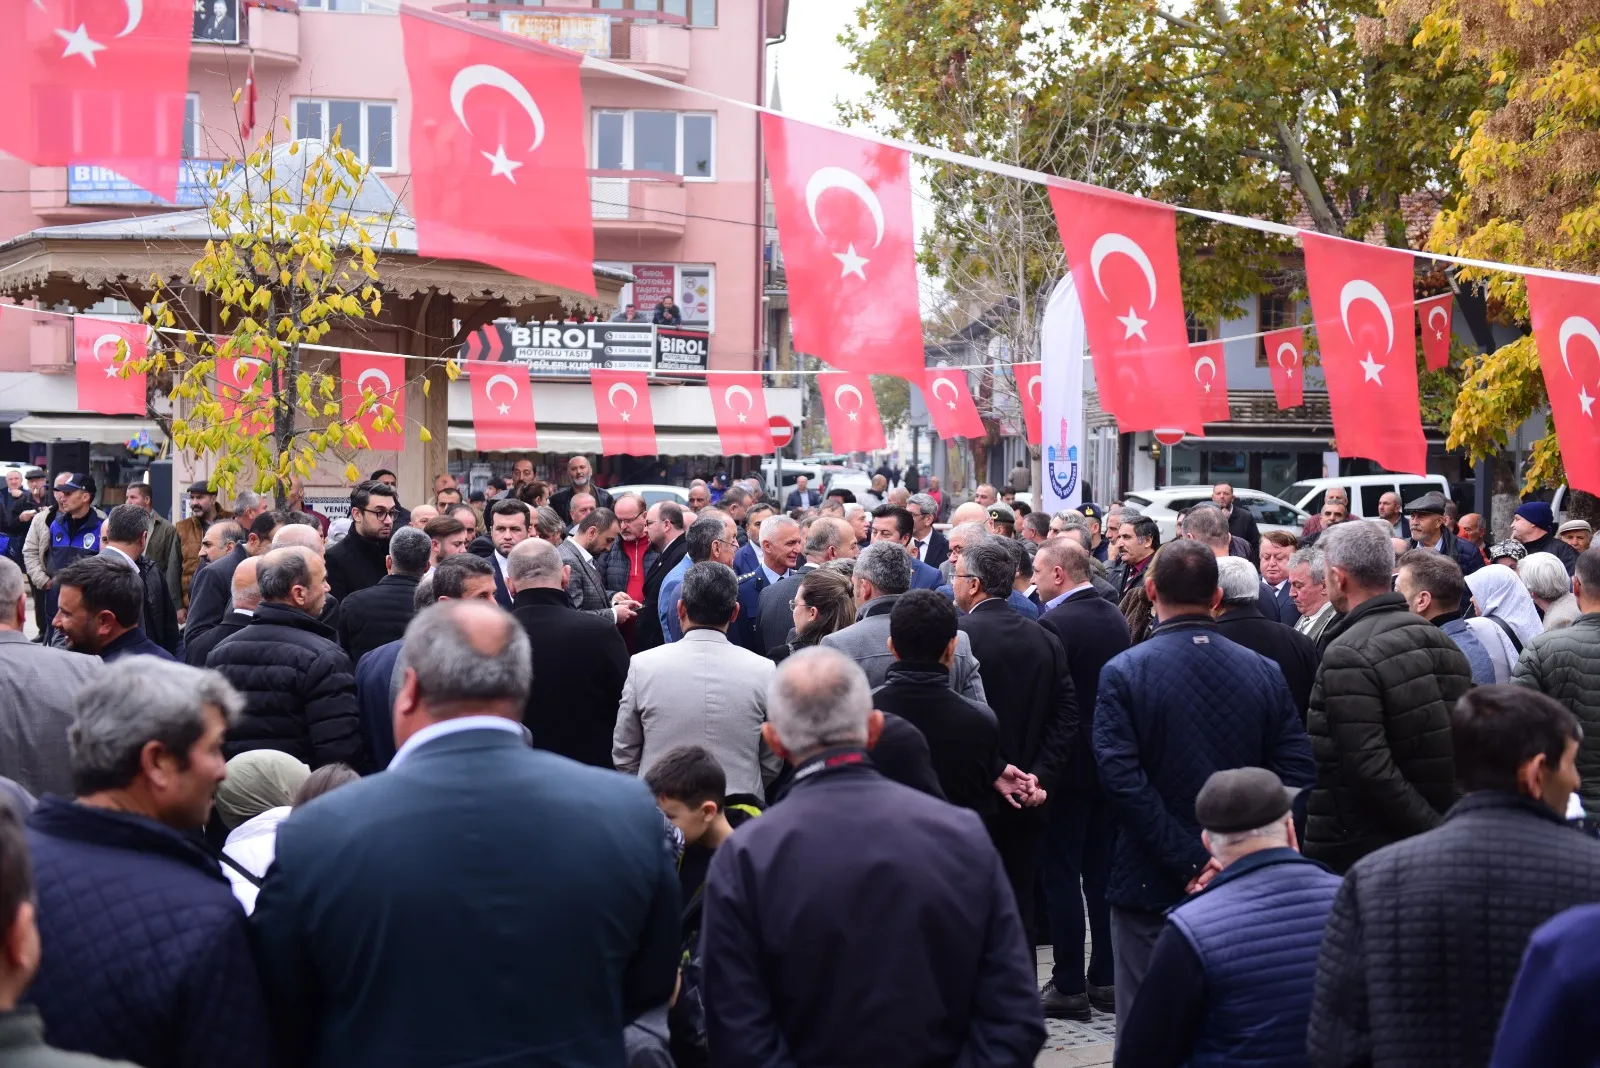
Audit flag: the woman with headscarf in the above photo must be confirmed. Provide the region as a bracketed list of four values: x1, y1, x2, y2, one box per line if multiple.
[1463, 564, 1545, 682]
[220, 759, 361, 913]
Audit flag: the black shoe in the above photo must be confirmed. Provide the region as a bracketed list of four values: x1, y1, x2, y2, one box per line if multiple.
[1087, 983, 1116, 1014]
[1040, 983, 1092, 1021]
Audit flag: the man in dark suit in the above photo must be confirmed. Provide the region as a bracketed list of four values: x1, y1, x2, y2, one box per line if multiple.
[548, 454, 614, 525]
[184, 558, 258, 667]
[99, 504, 181, 656]
[1035, 537, 1131, 1020]
[181, 519, 247, 645]
[757, 518, 855, 653]
[954, 536, 1078, 944]
[253, 600, 681, 1068]
[870, 505, 943, 590]
[634, 501, 687, 652]
[1215, 557, 1320, 718]
[734, 514, 802, 652]
[336, 526, 429, 664]
[507, 538, 629, 768]
[908, 493, 950, 569]
[701, 646, 1046, 1067]
[1212, 483, 1261, 563]
[1259, 530, 1303, 625]
[783, 475, 821, 510]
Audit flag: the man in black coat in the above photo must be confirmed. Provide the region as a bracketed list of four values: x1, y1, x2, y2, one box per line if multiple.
[505, 538, 629, 768]
[1215, 557, 1320, 717]
[701, 647, 1046, 1067]
[548, 454, 614, 525]
[756, 517, 854, 653]
[100, 504, 181, 656]
[907, 493, 949, 569]
[633, 501, 687, 653]
[1212, 483, 1261, 563]
[207, 547, 368, 771]
[1035, 537, 1131, 1019]
[336, 526, 430, 664]
[182, 519, 247, 646]
[1309, 686, 1600, 1068]
[185, 557, 259, 667]
[954, 536, 1077, 943]
[324, 480, 397, 600]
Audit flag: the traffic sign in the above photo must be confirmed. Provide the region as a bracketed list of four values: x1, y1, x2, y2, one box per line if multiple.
[769, 416, 794, 449]
[1153, 429, 1185, 446]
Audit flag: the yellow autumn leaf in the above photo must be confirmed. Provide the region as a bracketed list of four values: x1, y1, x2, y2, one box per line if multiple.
[344, 463, 360, 483]
[419, 426, 433, 444]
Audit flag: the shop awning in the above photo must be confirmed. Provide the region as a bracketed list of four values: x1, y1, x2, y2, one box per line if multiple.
[448, 426, 727, 455]
[10, 415, 164, 445]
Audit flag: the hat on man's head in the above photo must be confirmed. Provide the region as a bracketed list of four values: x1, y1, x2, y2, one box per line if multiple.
[186, 480, 216, 496]
[1514, 501, 1556, 532]
[1405, 491, 1448, 516]
[24, 468, 44, 481]
[1558, 519, 1593, 537]
[56, 474, 95, 496]
[1079, 502, 1105, 522]
[986, 504, 1015, 525]
[1195, 767, 1299, 834]
[1488, 539, 1527, 563]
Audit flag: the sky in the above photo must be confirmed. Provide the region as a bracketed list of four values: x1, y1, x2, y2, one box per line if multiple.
[764, 0, 875, 127]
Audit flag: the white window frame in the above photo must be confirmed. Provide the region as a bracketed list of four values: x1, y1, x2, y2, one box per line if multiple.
[292, 98, 397, 171]
[297, 0, 394, 12]
[183, 93, 202, 160]
[591, 109, 716, 182]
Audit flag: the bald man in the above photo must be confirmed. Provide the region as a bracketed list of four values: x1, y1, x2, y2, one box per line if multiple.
[948, 502, 989, 529]
[184, 557, 260, 667]
[271, 523, 340, 628]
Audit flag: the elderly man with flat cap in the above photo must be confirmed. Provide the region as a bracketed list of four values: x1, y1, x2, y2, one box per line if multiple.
[1114, 768, 1341, 1068]
[1405, 491, 1483, 576]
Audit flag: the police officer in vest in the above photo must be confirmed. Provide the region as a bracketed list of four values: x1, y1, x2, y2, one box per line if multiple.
[43, 474, 105, 645]
[733, 514, 803, 652]
[1113, 768, 1341, 1068]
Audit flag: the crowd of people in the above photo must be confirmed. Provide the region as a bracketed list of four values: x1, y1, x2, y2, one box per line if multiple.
[0, 460, 1597, 1067]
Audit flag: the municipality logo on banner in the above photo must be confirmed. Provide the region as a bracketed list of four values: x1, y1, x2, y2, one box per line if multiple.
[1041, 276, 1087, 512]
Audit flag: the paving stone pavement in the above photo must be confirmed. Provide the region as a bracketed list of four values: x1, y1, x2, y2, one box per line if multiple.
[1034, 946, 1114, 1067]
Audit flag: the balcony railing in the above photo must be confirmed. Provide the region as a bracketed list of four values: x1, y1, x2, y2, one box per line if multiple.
[430, 2, 691, 77]
[589, 170, 687, 239]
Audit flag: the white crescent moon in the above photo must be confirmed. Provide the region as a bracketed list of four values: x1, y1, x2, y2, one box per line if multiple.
[1557, 316, 1600, 379]
[608, 381, 638, 410]
[1026, 376, 1042, 404]
[357, 368, 392, 395]
[1338, 279, 1395, 355]
[1089, 233, 1159, 310]
[804, 167, 886, 249]
[723, 384, 753, 411]
[1427, 304, 1449, 334]
[1194, 355, 1216, 382]
[931, 377, 958, 403]
[118, 0, 141, 37]
[1275, 342, 1299, 372]
[91, 333, 124, 364]
[486, 373, 520, 402]
[450, 64, 545, 150]
[833, 383, 863, 409]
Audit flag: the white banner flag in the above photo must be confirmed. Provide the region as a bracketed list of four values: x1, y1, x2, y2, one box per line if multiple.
[1041, 275, 1087, 512]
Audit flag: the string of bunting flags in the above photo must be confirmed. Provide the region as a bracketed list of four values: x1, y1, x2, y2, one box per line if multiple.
[2, 1, 1599, 491]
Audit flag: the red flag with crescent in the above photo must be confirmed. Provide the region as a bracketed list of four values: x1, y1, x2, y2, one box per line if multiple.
[339, 352, 407, 451]
[215, 340, 275, 434]
[1301, 234, 1425, 474]
[1048, 184, 1204, 433]
[591, 369, 657, 455]
[1264, 327, 1305, 409]
[468, 360, 536, 451]
[1417, 293, 1453, 371]
[818, 371, 885, 452]
[401, 8, 595, 294]
[74, 317, 147, 415]
[921, 367, 985, 440]
[1524, 274, 1600, 497]
[1014, 362, 1043, 445]
[1193, 341, 1229, 423]
[761, 114, 925, 379]
[708, 372, 772, 455]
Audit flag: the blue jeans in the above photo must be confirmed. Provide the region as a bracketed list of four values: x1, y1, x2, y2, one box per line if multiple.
[1039, 789, 1115, 995]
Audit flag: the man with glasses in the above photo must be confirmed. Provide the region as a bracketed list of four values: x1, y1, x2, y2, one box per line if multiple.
[596, 494, 655, 649]
[660, 511, 736, 644]
[325, 479, 397, 601]
[635, 501, 688, 652]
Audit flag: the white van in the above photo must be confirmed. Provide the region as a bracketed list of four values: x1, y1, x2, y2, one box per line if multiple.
[1282, 474, 1451, 520]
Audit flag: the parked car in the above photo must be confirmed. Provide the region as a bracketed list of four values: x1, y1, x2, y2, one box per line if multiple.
[609, 484, 690, 508]
[1280, 474, 1451, 522]
[823, 470, 877, 503]
[1121, 487, 1311, 544]
[759, 461, 828, 497]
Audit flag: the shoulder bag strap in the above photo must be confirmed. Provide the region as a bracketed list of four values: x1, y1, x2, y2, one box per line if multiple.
[1486, 613, 1524, 655]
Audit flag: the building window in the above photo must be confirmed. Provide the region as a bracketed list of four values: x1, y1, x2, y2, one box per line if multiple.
[602, 261, 716, 330]
[299, 0, 393, 11]
[592, 110, 716, 180]
[1185, 314, 1214, 344]
[293, 99, 395, 169]
[1257, 289, 1294, 366]
[183, 94, 201, 159]
[663, 0, 717, 25]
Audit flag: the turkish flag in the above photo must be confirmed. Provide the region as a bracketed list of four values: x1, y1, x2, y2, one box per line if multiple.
[215, 341, 275, 434]
[74, 316, 146, 415]
[1193, 341, 1229, 423]
[591, 370, 657, 455]
[1524, 275, 1600, 497]
[240, 53, 257, 143]
[1302, 234, 1426, 474]
[1264, 327, 1305, 409]
[1048, 184, 1204, 433]
[1417, 293, 1453, 371]
[762, 115, 925, 379]
[401, 9, 595, 295]
[339, 352, 407, 451]
[468, 360, 537, 451]
[1014, 362, 1043, 445]
[922, 367, 985, 440]
[0, 0, 192, 200]
[818, 371, 886, 452]
[709, 372, 772, 455]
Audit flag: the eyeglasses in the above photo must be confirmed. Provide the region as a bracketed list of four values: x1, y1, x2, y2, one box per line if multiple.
[953, 571, 977, 583]
[790, 597, 809, 610]
[360, 506, 397, 520]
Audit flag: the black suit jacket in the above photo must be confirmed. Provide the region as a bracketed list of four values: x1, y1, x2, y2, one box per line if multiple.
[756, 563, 818, 654]
[184, 610, 252, 667]
[1227, 505, 1262, 561]
[336, 574, 419, 664]
[871, 662, 1002, 815]
[252, 729, 681, 1068]
[1268, 580, 1301, 626]
[634, 535, 686, 653]
[1214, 604, 1320, 717]
[184, 544, 248, 644]
[1038, 587, 1132, 792]
[510, 587, 630, 767]
[957, 598, 1079, 795]
[919, 528, 950, 570]
[550, 485, 614, 525]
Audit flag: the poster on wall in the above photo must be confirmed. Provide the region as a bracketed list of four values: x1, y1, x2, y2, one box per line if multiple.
[631, 264, 676, 312]
[499, 12, 611, 56]
[678, 266, 714, 327]
[610, 263, 716, 330]
[655, 329, 710, 375]
[470, 322, 657, 376]
[193, 0, 240, 43]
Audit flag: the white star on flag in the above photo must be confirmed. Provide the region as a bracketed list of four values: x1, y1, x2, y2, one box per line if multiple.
[481, 145, 523, 183]
[846, 410, 859, 421]
[736, 413, 747, 423]
[833, 245, 869, 280]
[1202, 382, 1212, 392]
[56, 24, 106, 66]
[946, 400, 957, 410]
[1580, 386, 1596, 418]
[1434, 328, 1445, 340]
[497, 403, 510, 416]
[619, 411, 631, 422]
[1359, 354, 1386, 384]
[105, 363, 120, 378]
[1116, 307, 1148, 340]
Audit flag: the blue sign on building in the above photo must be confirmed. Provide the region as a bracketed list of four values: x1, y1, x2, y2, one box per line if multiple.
[66, 161, 230, 208]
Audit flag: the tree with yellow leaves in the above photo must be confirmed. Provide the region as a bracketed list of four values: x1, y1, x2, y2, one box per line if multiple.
[132, 119, 413, 500]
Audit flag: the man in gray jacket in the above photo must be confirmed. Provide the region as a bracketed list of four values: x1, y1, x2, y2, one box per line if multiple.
[1513, 546, 1600, 816]
[822, 540, 987, 704]
[0, 557, 101, 797]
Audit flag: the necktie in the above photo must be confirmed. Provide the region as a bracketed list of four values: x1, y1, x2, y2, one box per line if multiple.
[913, 540, 925, 559]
